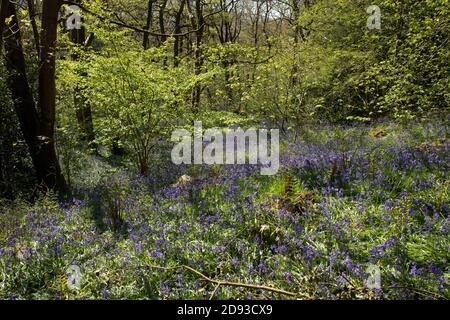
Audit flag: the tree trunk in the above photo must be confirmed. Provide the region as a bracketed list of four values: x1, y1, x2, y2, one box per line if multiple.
[69, 0, 96, 151]
[173, 0, 186, 67]
[37, 0, 66, 191]
[158, 0, 168, 46]
[26, 0, 40, 56]
[187, 0, 205, 112]
[143, 0, 155, 50]
[0, 0, 8, 55]
[290, 0, 301, 87]
[3, 0, 67, 193]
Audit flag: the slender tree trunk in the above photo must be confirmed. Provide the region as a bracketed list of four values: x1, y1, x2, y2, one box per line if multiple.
[253, 0, 262, 47]
[26, 0, 40, 56]
[173, 0, 186, 67]
[215, 0, 240, 110]
[193, 1, 204, 112]
[158, 0, 168, 46]
[290, 0, 301, 87]
[69, 0, 96, 151]
[187, 0, 205, 112]
[289, 0, 312, 87]
[143, 0, 155, 50]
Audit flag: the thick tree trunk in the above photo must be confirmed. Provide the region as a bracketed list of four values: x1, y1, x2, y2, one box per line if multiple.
[39, 0, 60, 138]
[37, 0, 67, 191]
[3, 0, 67, 193]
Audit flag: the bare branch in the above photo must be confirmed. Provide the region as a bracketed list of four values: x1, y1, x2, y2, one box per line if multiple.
[140, 264, 306, 299]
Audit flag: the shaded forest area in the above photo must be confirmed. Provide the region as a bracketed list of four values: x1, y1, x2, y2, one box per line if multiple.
[0, 0, 449, 300]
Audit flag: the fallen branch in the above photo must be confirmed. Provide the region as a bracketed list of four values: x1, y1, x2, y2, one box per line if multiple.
[140, 264, 306, 299]
[388, 286, 447, 300]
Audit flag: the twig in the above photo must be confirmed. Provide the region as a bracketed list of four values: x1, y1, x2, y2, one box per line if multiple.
[209, 283, 221, 300]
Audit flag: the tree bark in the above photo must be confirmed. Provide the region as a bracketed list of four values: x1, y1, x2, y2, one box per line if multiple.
[187, 0, 205, 112]
[26, 0, 40, 56]
[173, 0, 186, 67]
[158, 0, 168, 46]
[143, 0, 155, 50]
[0, 0, 8, 55]
[3, 0, 67, 193]
[69, 0, 96, 150]
[37, 0, 67, 191]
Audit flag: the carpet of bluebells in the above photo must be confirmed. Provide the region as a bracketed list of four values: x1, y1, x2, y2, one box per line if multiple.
[0, 121, 449, 300]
